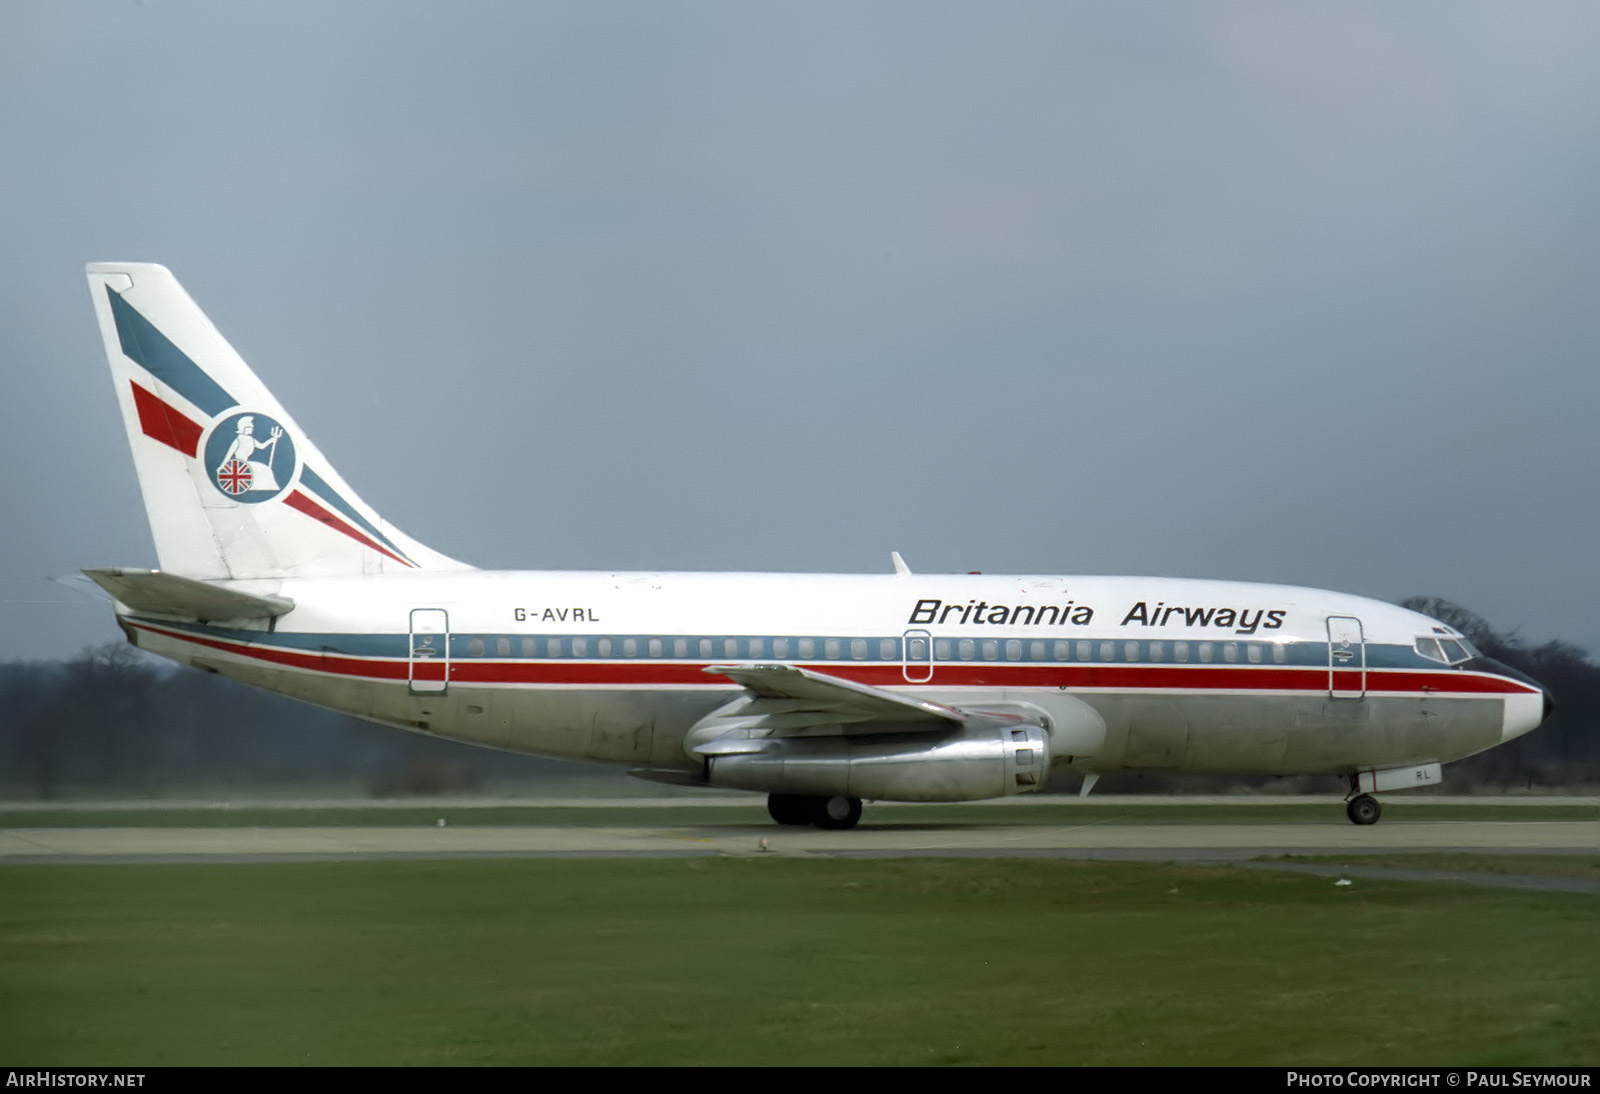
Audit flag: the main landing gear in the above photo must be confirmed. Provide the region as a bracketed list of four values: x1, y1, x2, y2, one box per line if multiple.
[1344, 771, 1385, 825]
[1346, 793, 1382, 826]
[767, 793, 863, 830]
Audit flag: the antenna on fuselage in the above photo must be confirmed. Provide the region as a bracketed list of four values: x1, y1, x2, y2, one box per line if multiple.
[890, 551, 911, 576]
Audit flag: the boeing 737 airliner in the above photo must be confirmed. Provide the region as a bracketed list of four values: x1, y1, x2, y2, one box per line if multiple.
[83, 263, 1552, 828]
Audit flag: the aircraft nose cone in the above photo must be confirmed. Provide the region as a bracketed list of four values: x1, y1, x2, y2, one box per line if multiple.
[1473, 656, 1553, 740]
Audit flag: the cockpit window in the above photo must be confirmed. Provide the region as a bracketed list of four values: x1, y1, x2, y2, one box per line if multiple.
[1415, 635, 1475, 665]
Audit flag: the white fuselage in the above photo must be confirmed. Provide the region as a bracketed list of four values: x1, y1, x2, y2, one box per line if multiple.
[118, 569, 1547, 785]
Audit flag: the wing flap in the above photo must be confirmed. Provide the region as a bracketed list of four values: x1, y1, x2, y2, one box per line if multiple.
[699, 663, 966, 739]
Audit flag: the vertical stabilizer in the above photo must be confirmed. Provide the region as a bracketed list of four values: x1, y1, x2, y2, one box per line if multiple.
[87, 263, 472, 579]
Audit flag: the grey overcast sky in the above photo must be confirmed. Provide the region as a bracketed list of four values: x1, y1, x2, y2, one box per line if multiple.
[4, 1, 1599, 662]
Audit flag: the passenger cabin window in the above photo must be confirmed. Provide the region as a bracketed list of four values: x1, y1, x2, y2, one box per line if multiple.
[521, 638, 536, 658]
[772, 638, 789, 658]
[468, 637, 486, 657]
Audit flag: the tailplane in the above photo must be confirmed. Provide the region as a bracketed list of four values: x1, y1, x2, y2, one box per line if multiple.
[87, 263, 471, 579]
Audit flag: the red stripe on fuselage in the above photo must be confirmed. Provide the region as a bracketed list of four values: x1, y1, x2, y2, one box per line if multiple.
[130, 381, 203, 456]
[282, 490, 416, 568]
[132, 621, 410, 679]
[127, 622, 1539, 696]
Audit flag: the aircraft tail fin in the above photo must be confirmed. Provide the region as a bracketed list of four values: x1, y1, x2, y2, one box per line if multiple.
[87, 263, 472, 579]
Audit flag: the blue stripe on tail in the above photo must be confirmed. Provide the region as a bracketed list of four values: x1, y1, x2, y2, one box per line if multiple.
[105, 285, 237, 417]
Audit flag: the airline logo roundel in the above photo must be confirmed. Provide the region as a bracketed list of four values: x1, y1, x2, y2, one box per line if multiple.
[202, 411, 298, 504]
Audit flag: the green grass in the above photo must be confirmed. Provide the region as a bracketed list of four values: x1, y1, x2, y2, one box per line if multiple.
[2, 859, 1595, 1066]
[5, 801, 1595, 828]
[1272, 854, 1600, 879]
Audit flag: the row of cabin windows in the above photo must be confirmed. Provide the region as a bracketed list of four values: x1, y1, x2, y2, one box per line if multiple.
[918, 638, 1287, 664]
[457, 635, 1290, 665]
[461, 636, 892, 660]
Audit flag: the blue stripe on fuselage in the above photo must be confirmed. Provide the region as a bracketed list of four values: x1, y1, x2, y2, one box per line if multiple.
[142, 619, 1454, 673]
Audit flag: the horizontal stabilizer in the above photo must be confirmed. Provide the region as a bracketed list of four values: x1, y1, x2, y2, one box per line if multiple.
[82, 567, 293, 622]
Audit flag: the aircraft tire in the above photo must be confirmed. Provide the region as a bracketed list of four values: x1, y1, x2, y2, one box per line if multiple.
[767, 793, 814, 826]
[1346, 794, 1382, 826]
[811, 795, 863, 830]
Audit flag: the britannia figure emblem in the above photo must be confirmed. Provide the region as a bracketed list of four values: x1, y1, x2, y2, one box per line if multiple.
[204, 411, 297, 503]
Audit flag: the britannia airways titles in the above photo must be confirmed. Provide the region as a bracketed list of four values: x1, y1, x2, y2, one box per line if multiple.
[908, 598, 1288, 636]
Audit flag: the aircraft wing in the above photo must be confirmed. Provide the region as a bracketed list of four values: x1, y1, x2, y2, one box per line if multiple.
[83, 568, 294, 622]
[698, 662, 968, 741]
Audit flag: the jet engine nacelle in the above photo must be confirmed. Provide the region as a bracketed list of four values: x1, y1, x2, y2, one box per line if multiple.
[704, 721, 1051, 802]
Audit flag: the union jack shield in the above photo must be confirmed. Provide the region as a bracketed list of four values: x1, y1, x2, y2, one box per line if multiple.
[217, 459, 253, 495]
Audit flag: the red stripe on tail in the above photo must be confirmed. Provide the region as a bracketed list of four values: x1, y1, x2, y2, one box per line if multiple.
[283, 490, 416, 567]
[130, 381, 203, 456]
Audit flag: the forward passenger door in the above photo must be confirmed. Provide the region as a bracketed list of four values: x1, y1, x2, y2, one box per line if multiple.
[1326, 615, 1366, 700]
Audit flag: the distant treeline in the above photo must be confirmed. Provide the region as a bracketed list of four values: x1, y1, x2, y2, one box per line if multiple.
[0, 643, 577, 799]
[0, 599, 1594, 799]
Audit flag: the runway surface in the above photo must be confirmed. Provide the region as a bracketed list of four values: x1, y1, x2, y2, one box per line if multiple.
[3, 818, 1595, 866]
[6, 796, 1595, 902]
